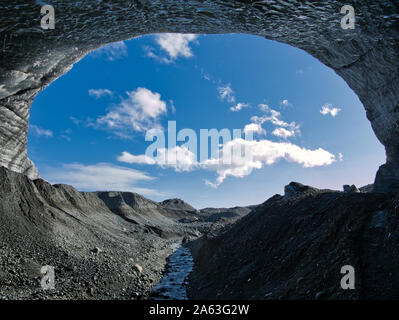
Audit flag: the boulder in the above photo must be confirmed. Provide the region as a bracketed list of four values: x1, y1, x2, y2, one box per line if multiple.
[133, 264, 143, 274]
[343, 185, 360, 193]
[91, 247, 102, 255]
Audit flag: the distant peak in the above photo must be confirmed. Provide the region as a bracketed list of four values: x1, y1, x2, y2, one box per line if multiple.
[161, 198, 197, 211]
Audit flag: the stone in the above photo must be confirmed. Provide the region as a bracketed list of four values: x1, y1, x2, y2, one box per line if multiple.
[284, 182, 319, 199]
[343, 185, 360, 193]
[133, 264, 143, 274]
[90, 247, 102, 255]
[0, 1, 399, 192]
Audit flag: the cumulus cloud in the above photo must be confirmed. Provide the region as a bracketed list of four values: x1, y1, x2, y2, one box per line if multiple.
[118, 146, 197, 172]
[243, 123, 266, 135]
[218, 84, 235, 103]
[92, 41, 128, 61]
[272, 127, 295, 139]
[157, 33, 197, 59]
[30, 125, 53, 138]
[201, 138, 336, 187]
[320, 104, 342, 117]
[230, 102, 249, 112]
[118, 137, 335, 188]
[95, 87, 168, 137]
[258, 103, 270, 112]
[253, 104, 301, 137]
[88, 89, 113, 99]
[41, 163, 166, 197]
[146, 33, 198, 63]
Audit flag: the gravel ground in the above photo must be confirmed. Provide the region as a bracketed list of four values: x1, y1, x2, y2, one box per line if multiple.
[188, 183, 399, 300]
[0, 166, 249, 300]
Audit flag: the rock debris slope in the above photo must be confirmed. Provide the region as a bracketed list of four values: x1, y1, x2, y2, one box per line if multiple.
[0, 166, 248, 299]
[188, 182, 399, 300]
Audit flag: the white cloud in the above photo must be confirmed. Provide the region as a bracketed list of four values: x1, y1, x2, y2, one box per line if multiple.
[30, 125, 53, 138]
[157, 33, 197, 58]
[70, 116, 82, 126]
[169, 100, 176, 114]
[88, 89, 113, 99]
[118, 137, 336, 188]
[230, 102, 249, 112]
[93, 41, 128, 61]
[61, 129, 72, 142]
[118, 152, 156, 165]
[218, 84, 235, 103]
[204, 179, 219, 189]
[146, 33, 198, 63]
[119, 146, 197, 172]
[320, 104, 342, 117]
[42, 163, 165, 197]
[258, 103, 270, 112]
[280, 99, 293, 108]
[144, 46, 171, 64]
[272, 127, 295, 139]
[243, 123, 266, 135]
[201, 71, 211, 81]
[253, 104, 300, 137]
[96, 87, 168, 137]
[339, 152, 344, 161]
[61, 135, 71, 142]
[202, 138, 336, 187]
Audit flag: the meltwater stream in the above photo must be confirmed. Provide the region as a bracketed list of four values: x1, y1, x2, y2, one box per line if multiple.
[150, 242, 194, 300]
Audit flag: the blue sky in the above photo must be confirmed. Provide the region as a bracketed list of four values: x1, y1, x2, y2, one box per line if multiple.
[28, 34, 385, 208]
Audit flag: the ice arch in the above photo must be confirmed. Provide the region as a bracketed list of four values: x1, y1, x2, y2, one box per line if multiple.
[0, 1, 398, 192]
